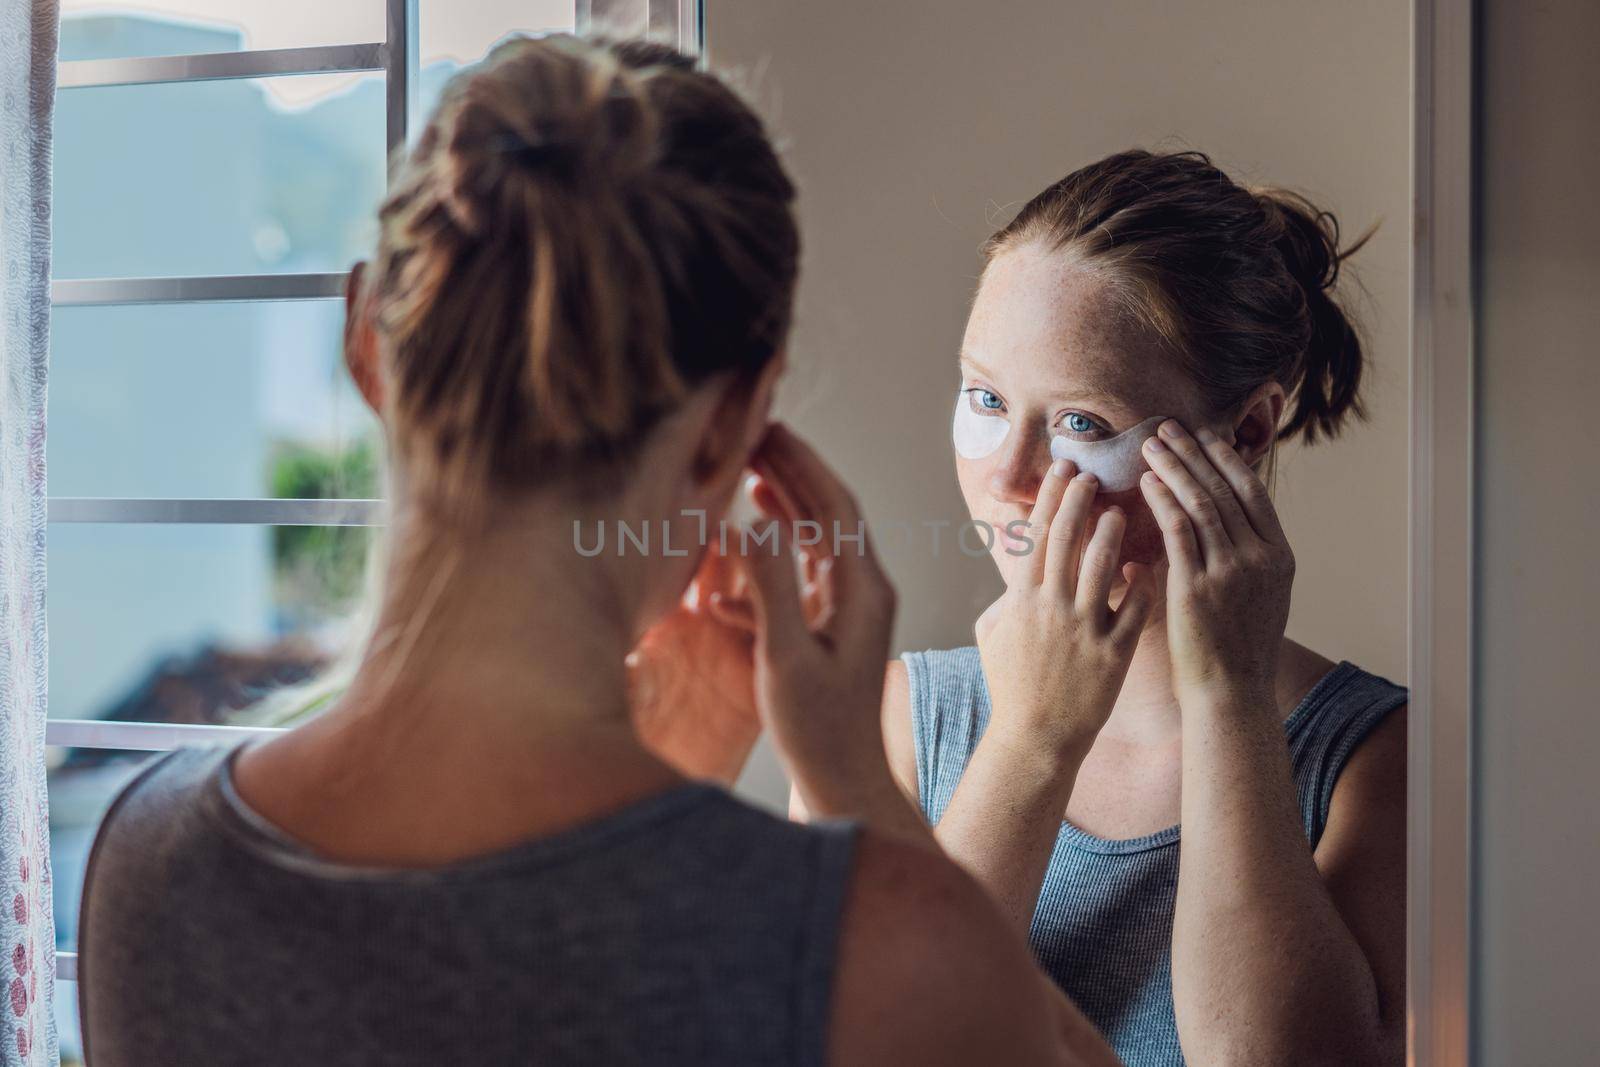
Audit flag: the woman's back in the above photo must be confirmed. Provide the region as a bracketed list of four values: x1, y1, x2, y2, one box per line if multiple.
[79, 745, 856, 1067]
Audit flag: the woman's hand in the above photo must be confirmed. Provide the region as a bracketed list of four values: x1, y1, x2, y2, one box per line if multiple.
[734, 425, 921, 835]
[929, 458, 1155, 929]
[977, 460, 1158, 760]
[627, 544, 762, 785]
[1137, 419, 1295, 708]
[1145, 421, 1399, 1066]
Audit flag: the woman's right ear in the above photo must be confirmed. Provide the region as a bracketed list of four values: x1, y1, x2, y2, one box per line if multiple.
[343, 261, 384, 414]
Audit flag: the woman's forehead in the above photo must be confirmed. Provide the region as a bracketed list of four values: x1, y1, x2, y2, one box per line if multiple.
[963, 247, 1188, 413]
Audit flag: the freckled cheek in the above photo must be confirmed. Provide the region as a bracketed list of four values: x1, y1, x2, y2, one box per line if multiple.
[953, 457, 990, 516]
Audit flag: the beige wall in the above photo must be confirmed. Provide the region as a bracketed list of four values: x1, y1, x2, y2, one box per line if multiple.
[1475, 0, 1600, 1059]
[712, 0, 1412, 807]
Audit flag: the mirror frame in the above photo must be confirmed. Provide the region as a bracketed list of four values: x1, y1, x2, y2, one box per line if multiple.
[1410, 0, 1474, 1062]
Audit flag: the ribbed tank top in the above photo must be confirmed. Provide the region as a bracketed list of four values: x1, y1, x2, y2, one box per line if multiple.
[78, 744, 859, 1067]
[904, 647, 1408, 1067]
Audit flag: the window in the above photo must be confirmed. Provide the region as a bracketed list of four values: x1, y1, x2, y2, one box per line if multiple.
[47, 3, 700, 1062]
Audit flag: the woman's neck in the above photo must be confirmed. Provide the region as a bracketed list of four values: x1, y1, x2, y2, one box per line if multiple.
[1097, 611, 1187, 745]
[1096, 593, 1332, 747]
[355, 499, 650, 734]
[234, 498, 687, 866]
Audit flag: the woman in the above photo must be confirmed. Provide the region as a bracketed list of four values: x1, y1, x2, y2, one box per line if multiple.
[806, 151, 1407, 1066]
[75, 37, 1117, 1067]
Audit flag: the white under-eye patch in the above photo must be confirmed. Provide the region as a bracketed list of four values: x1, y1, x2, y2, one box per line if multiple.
[1049, 415, 1169, 492]
[952, 391, 1010, 460]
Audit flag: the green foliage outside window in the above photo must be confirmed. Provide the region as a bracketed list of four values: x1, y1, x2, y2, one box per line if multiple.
[269, 438, 382, 623]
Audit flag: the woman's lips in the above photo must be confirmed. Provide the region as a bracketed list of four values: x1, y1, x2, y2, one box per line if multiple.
[996, 523, 1033, 555]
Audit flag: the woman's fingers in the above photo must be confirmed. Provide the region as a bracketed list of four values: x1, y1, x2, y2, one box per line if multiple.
[750, 474, 833, 630]
[688, 536, 738, 609]
[1141, 424, 1237, 560]
[1155, 421, 1255, 546]
[751, 425, 851, 532]
[1021, 458, 1076, 584]
[752, 425, 894, 643]
[738, 520, 808, 655]
[1110, 561, 1159, 643]
[1043, 472, 1099, 594]
[1194, 427, 1289, 546]
[747, 475, 795, 525]
[1139, 470, 1204, 580]
[1073, 506, 1126, 622]
[706, 591, 757, 633]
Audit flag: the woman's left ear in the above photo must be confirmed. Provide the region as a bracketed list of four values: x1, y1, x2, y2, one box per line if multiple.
[1228, 382, 1287, 466]
[343, 261, 385, 415]
[692, 352, 787, 486]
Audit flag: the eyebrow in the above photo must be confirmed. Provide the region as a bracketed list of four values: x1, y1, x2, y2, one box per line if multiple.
[958, 351, 1132, 409]
[958, 352, 996, 379]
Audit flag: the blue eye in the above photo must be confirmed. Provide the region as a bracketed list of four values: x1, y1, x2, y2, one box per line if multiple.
[1054, 411, 1109, 440]
[965, 387, 1005, 412]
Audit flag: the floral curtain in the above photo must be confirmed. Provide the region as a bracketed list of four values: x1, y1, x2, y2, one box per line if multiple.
[0, 0, 59, 1064]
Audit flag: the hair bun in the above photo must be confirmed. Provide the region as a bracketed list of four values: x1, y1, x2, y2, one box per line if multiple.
[1255, 188, 1344, 296]
[365, 34, 799, 512]
[1255, 187, 1373, 444]
[487, 131, 583, 177]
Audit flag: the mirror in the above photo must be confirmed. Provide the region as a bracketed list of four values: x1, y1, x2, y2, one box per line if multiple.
[713, 2, 1416, 1064]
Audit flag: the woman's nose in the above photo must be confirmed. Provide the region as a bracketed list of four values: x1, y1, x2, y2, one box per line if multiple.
[986, 433, 1052, 508]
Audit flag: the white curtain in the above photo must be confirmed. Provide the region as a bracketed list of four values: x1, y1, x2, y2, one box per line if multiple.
[0, 0, 59, 1064]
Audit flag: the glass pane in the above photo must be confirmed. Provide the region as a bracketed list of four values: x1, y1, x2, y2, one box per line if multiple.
[59, 4, 385, 62]
[416, 0, 576, 119]
[54, 73, 386, 279]
[48, 524, 368, 725]
[47, 748, 161, 959]
[420, 0, 574, 64]
[56, 977, 82, 1067]
[50, 301, 380, 500]
[60, 1, 581, 65]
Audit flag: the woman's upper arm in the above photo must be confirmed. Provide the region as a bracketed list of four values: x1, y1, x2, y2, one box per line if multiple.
[791, 659, 917, 823]
[882, 659, 919, 806]
[1313, 704, 1408, 1043]
[828, 829, 1117, 1067]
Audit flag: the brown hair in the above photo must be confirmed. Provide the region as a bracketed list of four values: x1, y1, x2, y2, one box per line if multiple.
[983, 149, 1371, 448]
[362, 34, 799, 511]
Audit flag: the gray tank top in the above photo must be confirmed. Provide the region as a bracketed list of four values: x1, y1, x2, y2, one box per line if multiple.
[905, 647, 1407, 1067]
[79, 744, 858, 1067]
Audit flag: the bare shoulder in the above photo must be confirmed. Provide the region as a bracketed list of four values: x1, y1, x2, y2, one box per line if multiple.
[1312, 650, 1408, 854]
[883, 657, 910, 709]
[1317, 700, 1407, 869]
[1315, 702, 1407, 1047]
[231, 726, 325, 825]
[881, 659, 918, 801]
[828, 829, 1116, 1067]
[1330, 702, 1408, 811]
